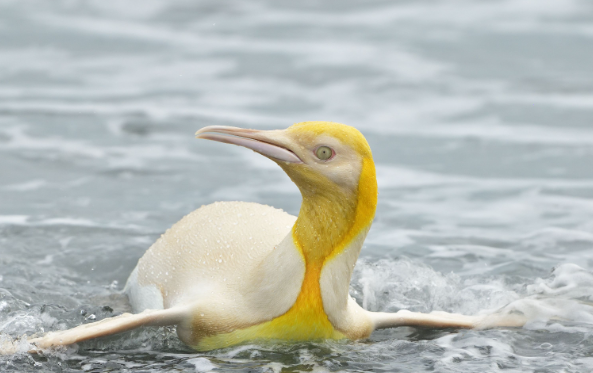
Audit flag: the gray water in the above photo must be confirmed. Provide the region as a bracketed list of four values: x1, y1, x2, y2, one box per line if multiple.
[1, 0, 593, 371]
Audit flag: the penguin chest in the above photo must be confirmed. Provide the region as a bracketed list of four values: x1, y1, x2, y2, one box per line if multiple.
[190, 265, 345, 351]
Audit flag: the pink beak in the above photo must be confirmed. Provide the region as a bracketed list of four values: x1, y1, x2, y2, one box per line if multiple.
[195, 126, 303, 164]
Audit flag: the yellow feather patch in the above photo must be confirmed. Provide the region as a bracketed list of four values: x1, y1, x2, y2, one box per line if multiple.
[196, 262, 344, 351]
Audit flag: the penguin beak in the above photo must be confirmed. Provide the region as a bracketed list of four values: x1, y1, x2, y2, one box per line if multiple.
[195, 126, 303, 164]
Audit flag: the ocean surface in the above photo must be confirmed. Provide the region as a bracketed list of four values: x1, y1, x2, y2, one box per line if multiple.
[1, 0, 593, 371]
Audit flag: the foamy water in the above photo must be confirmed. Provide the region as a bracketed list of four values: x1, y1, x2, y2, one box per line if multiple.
[1, 0, 593, 371]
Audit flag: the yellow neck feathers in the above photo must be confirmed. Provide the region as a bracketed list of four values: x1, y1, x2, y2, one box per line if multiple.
[279, 155, 377, 340]
[293, 156, 377, 265]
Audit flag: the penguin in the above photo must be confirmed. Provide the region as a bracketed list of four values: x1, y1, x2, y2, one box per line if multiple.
[7, 122, 524, 353]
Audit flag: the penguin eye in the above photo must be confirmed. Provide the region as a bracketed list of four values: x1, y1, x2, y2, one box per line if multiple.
[315, 146, 334, 161]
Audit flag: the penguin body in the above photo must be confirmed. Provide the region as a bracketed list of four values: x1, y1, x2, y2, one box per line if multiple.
[124, 200, 374, 350]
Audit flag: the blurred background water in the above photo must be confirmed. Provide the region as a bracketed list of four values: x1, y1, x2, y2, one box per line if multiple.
[1, 0, 593, 371]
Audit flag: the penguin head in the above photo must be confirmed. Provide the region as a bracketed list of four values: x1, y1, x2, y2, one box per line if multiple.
[196, 121, 376, 198]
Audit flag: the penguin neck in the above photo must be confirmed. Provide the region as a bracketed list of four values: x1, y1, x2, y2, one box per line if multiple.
[293, 191, 354, 265]
[292, 158, 377, 268]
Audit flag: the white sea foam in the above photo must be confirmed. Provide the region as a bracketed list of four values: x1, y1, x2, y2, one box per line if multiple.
[0, 215, 28, 225]
[353, 259, 593, 330]
[186, 357, 217, 372]
[369, 121, 593, 145]
[2, 179, 47, 191]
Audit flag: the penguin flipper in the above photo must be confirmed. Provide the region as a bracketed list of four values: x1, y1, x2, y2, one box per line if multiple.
[26, 307, 187, 352]
[368, 309, 525, 331]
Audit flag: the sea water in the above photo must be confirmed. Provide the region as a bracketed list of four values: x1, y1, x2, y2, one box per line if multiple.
[1, 0, 593, 371]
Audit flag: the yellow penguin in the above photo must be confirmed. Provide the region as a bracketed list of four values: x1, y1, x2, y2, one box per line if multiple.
[5, 122, 525, 354]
